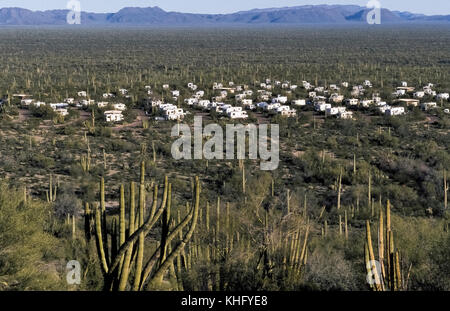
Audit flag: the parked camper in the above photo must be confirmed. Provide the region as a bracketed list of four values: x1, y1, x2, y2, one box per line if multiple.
[105, 110, 124, 122]
[345, 99, 359, 106]
[437, 93, 449, 100]
[314, 103, 331, 112]
[338, 111, 353, 119]
[414, 91, 425, 99]
[292, 99, 306, 106]
[421, 102, 437, 111]
[326, 107, 346, 116]
[385, 107, 405, 116]
[164, 108, 185, 120]
[113, 103, 126, 111]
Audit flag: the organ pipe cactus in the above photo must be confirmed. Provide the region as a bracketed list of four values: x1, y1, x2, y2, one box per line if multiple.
[364, 200, 405, 291]
[84, 202, 93, 240]
[90, 161, 201, 291]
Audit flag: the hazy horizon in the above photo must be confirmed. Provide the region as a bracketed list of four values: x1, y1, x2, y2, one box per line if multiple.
[0, 1, 450, 16]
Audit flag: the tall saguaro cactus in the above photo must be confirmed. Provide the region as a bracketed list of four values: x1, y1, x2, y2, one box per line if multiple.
[444, 169, 448, 210]
[90, 161, 201, 291]
[242, 163, 246, 194]
[337, 167, 342, 210]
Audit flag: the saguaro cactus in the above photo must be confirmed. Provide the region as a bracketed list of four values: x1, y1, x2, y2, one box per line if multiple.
[444, 169, 448, 210]
[242, 163, 246, 194]
[152, 141, 157, 163]
[271, 178, 274, 197]
[344, 210, 348, 240]
[81, 150, 91, 173]
[286, 189, 291, 214]
[46, 175, 57, 203]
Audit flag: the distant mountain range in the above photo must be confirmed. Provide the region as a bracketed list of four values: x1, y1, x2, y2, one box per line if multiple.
[0, 5, 449, 25]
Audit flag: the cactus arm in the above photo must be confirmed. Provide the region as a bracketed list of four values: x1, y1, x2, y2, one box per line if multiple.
[118, 185, 126, 277]
[154, 183, 172, 287]
[444, 169, 448, 210]
[117, 182, 136, 291]
[216, 196, 220, 241]
[95, 204, 109, 274]
[206, 201, 210, 231]
[111, 218, 118, 264]
[132, 225, 145, 291]
[119, 184, 126, 246]
[84, 202, 92, 240]
[337, 167, 342, 210]
[368, 172, 371, 210]
[132, 162, 147, 291]
[49, 175, 53, 202]
[100, 177, 109, 265]
[145, 177, 200, 290]
[317, 206, 326, 221]
[139, 199, 197, 290]
[108, 178, 169, 274]
[395, 251, 402, 290]
[378, 206, 386, 282]
[298, 224, 310, 273]
[344, 210, 348, 240]
[149, 184, 159, 223]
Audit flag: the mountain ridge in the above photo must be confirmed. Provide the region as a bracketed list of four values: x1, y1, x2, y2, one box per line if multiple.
[0, 5, 449, 25]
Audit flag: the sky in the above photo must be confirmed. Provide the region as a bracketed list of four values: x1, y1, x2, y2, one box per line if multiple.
[1, 0, 450, 15]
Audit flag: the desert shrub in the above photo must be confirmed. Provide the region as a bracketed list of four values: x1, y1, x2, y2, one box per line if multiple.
[302, 247, 360, 291]
[0, 183, 66, 290]
[53, 184, 82, 220]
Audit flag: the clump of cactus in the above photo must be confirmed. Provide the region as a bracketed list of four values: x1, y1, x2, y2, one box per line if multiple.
[284, 221, 310, 277]
[364, 200, 407, 291]
[80, 139, 92, 173]
[86, 161, 200, 291]
[46, 175, 57, 203]
[83, 110, 96, 135]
